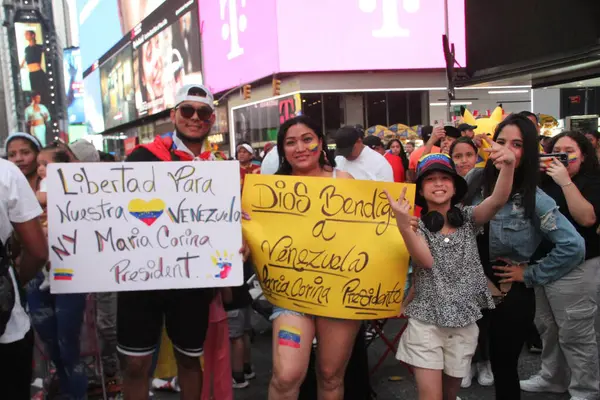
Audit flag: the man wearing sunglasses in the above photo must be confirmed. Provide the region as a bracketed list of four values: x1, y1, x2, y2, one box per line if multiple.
[119, 84, 223, 400]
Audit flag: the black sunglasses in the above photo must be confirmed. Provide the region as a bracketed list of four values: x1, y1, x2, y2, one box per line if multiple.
[177, 105, 213, 120]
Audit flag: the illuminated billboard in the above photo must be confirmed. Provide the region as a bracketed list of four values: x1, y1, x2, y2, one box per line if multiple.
[63, 47, 85, 124]
[199, 0, 279, 95]
[77, 0, 166, 71]
[14, 22, 54, 146]
[100, 43, 136, 130]
[83, 68, 105, 133]
[132, 4, 202, 117]
[200, 0, 466, 93]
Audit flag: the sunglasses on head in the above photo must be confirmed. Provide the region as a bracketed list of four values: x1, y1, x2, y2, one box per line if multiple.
[177, 105, 212, 120]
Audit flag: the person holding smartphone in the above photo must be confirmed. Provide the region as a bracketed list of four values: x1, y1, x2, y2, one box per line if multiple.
[520, 131, 600, 400]
[463, 115, 585, 400]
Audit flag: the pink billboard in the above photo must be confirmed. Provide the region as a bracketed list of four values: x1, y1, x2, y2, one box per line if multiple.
[277, 0, 466, 72]
[199, 0, 280, 94]
[200, 0, 466, 93]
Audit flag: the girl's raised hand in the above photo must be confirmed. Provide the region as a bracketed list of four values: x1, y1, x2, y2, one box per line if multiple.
[384, 187, 413, 230]
[482, 136, 516, 169]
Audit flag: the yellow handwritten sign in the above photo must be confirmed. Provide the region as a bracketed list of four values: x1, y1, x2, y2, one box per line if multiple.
[242, 175, 415, 320]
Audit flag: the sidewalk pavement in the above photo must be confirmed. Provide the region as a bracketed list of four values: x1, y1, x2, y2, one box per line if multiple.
[151, 317, 572, 400]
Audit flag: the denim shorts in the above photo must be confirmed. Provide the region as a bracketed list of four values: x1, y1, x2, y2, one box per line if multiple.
[270, 307, 306, 321]
[270, 307, 350, 322]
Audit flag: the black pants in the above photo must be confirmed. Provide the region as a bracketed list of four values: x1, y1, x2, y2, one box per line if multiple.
[0, 329, 34, 400]
[489, 283, 535, 400]
[473, 309, 491, 363]
[29, 70, 49, 104]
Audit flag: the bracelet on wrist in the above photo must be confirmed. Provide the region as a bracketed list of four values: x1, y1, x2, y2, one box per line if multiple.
[561, 181, 573, 188]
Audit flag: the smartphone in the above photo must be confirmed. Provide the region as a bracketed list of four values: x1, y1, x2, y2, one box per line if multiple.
[540, 152, 569, 167]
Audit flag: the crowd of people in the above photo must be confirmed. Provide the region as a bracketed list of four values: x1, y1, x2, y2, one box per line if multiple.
[1, 81, 599, 400]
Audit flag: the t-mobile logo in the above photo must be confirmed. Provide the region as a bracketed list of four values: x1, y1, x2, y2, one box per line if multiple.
[359, 0, 420, 37]
[220, 0, 248, 60]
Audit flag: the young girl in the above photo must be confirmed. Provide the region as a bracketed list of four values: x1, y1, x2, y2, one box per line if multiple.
[26, 144, 88, 400]
[36, 145, 70, 208]
[35, 146, 70, 290]
[385, 141, 515, 400]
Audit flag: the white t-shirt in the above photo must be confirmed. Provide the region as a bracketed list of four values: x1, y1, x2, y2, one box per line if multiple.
[335, 146, 394, 182]
[0, 158, 42, 344]
[39, 178, 47, 193]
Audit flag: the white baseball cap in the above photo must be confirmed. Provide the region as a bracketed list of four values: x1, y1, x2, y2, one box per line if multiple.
[175, 84, 215, 109]
[69, 139, 100, 162]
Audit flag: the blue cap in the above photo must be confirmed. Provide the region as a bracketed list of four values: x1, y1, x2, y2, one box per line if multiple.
[4, 132, 42, 153]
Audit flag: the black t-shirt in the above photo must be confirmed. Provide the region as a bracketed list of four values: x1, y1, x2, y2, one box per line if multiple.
[540, 172, 600, 260]
[25, 45, 43, 64]
[127, 146, 252, 308]
[224, 260, 253, 311]
[126, 147, 161, 162]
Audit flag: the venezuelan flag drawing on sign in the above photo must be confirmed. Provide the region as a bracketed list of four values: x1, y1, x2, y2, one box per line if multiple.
[53, 269, 74, 281]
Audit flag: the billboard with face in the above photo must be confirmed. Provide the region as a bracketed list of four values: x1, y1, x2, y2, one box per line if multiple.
[133, 8, 203, 117]
[63, 48, 85, 125]
[100, 43, 136, 130]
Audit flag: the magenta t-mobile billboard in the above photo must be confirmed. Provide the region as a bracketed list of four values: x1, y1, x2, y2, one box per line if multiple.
[200, 0, 466, 93]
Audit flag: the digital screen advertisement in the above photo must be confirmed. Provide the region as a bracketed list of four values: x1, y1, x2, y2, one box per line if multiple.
[199, 0, 279, 94]
[63, 47, 85, 124]
[14, 22, 54, 146]
[77, 0, 166, 71]
[100, 43, 136, 130]
[133, 6, 202, 117]
[275, 0, 466, 72]
[200, 0, 466, 93]
[83, 68, 105, 133]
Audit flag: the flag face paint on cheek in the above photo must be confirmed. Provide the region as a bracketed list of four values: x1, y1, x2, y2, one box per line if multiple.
[278, 326, 301, 349]
[568, 153, 578, 164]
[308, 142, 319, 153]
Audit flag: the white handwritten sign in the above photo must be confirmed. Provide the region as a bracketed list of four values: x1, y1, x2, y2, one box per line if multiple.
[47, 161, 243, 294]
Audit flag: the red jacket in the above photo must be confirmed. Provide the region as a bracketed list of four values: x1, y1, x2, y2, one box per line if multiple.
[134, 132, 226, 162]
[384, 152, 405, 183]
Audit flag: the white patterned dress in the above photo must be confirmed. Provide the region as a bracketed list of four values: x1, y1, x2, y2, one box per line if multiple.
[405, 205, 495, 328]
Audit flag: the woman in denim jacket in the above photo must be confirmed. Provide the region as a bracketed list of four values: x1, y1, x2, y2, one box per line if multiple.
[520, 131, 600, 400]
[464, 114, 585, 400]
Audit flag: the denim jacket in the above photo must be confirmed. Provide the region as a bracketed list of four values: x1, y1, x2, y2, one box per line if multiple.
[466, 169, 585, 287]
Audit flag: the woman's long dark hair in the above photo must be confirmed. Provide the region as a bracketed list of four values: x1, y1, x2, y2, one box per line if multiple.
[464, 114, 540, 218]
[275, 116, 335, 175]
[548, 131, 600, 176]
[387, 139, 409, 171]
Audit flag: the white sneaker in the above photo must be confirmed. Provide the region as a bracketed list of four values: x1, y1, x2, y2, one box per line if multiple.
[461, 364, 475, 388]
[476, 361, 494, 386]
[519, 375, 567, 393]
[232, 377, 249, 389]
